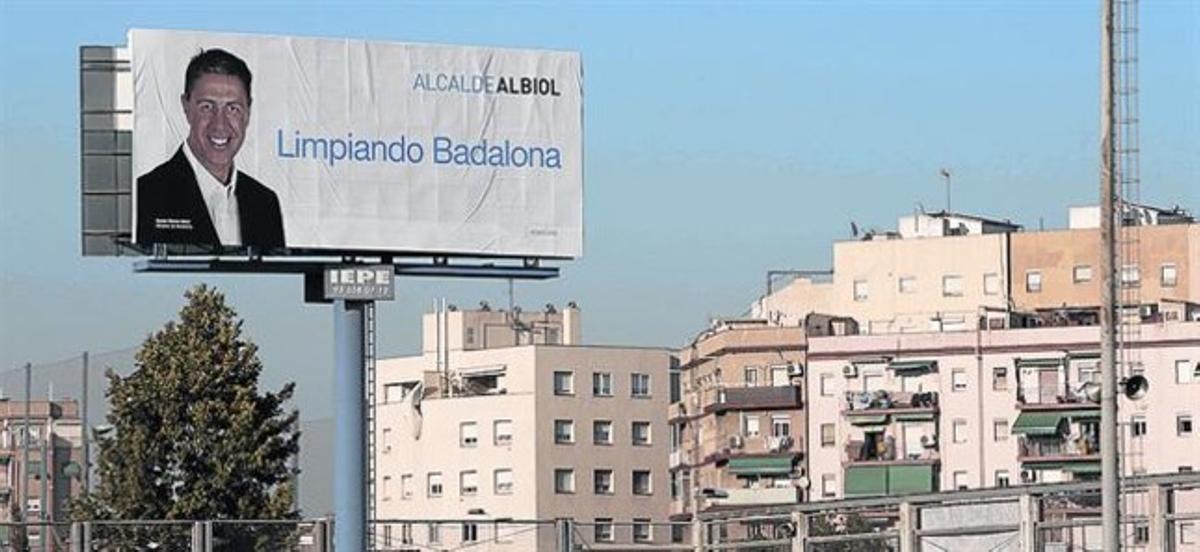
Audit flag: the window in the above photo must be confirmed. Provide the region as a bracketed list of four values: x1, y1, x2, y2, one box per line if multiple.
[952, 369, 967, 392]
[853, 279, 869, 302]
[554, 371, 574, 395]
[771, 415, 791, 438]
[1181, 522, 1198, 545]
[465, 327, 476, 345]
[382, 428, 392, 452]
[994, 419, 1009, 442]
[494, 469, 513, 495]
[382, 475, 392, 500]
[820, 424, 835, 447]
[428, 523, 441, 544]
[384, 383, 406, 403]
[462, 523, 479, 543]
[545, 327, 561, 344]
[494, 419, 513, 446]
[593, 420, 614, 445]
[632, 422, 652, 446]
[821, 474, 836, 498]
[400, 523, 413, 545]
[555, 469, 575, 493]
[400, 474, 413, 500]
[1121, 264, 1141, 287]
[771, 365, 790, 386]
[594, 469, 614, 495]
[943, 275, 964, 297]
[953, 470, 969, 490]
[1179, 415, 1194, 436]
[594, 519, 614, 543]
[995, 470, 1011, 488]
[1078, 362, 1100, 386]
[633, 470, 653, 495]
[983, 273, 1001, 296]
[631, 373, 652, 397]
[898, 276, 916, 294]
[1177, 360, 1197, 384]
[1025, 271, 1042, 293]
[459, 422, 478, 447]
[953, 419, 968, 444]
[427, 472, 443, 498]
[744, 367, 759, 387]
[1131, 416, 1147, 438]
[743, 415, 761, 437]
[1134, 523, 1149, 545]
[593, 372, 613, 396]
[460, 470, 478, 496]
[1162, 263, 1178, 287]
[820, 373, 834, 397]
[633, 519, 652, 543]
[555, 419, 575, 444]
[992, 367, 1008, 391]
[1073, 265, 1093, 283]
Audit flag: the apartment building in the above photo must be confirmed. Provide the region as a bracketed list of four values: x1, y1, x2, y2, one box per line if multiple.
[805, 321, 1200, 501]
[374, 305, 672, 551]
[669, 320, 812, 519]
[0, 400, 85, 550]
[756, 205, 1200, 335]
[755, 211, 1019, 334]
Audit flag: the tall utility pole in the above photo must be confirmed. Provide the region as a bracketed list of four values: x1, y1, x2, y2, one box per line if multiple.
[1099, 0, 1120, 548]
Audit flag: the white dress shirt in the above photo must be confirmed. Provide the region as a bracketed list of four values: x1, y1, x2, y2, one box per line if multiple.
[183, 142, 242, 246]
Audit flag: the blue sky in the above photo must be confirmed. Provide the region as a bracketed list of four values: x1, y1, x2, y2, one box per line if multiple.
[1, 1, 1197, 420]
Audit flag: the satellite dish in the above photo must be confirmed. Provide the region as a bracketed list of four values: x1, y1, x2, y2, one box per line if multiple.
[1122, 375, 1149, 401]
[1079, 381, 1101, 403]
[795, 476, 811, 490]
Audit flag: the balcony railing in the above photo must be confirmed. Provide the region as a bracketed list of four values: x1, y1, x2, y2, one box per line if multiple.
[844, 439, 940, 465]
[707, 385, 803, 414]
[709, 486, 799, 507]
[1016, 385, 1099, 410]
[843, 391, 939, 415]
[1018, 436, 1100, 462]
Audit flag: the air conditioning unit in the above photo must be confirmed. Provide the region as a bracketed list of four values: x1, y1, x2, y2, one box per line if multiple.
[920, 434, 938, 448]
[1021, 469, 1036, 483]
[788, 363, 805, 377]
[843, 365, 859, 378]
[729, 434, 744, 449]
[770, 435, 794, 452]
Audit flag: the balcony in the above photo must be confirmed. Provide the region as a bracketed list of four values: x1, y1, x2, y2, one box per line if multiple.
[706, 385, 803, 415]
[709, 486, 799, 507]
[843, 391, 939, 421]
[844, 439, 940, 467]
[1018, 435, 1100, 465]
[1016, 384, 1099, 411]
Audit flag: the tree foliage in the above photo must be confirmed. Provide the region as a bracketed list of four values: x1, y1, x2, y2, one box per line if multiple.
[73, 285, 299, 549]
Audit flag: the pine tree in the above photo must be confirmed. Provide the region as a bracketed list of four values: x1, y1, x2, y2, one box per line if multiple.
[73, 285, 299, 549]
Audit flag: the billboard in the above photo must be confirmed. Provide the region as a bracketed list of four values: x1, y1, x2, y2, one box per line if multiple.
[130, 29, 582, 258]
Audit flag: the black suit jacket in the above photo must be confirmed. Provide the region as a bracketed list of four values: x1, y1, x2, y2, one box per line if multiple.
[136, 147, 285, 249]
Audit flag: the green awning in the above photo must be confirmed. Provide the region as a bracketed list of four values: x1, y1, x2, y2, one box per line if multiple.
[1012, 412, 1067, 436]
[894, 412, 936, 422]
[889, 360, 937, 374]
[849, 414, 889, 426]
[889, 465, 936, 495]
[845, 466, 888, 496]
[728, 456, 794, 476]
[1062, 463, 1102, 474]
[1017, 357, 1064, 368]
[1060, 409, 1100, 420]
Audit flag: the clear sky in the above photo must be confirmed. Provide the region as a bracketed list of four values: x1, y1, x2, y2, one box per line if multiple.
[1, 1, 1197, 421]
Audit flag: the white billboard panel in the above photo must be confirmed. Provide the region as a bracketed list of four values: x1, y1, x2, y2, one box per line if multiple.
[130, 29, 582, 258]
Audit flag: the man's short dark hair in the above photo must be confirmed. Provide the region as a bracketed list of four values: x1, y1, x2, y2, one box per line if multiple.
[183, 48, 252, 101]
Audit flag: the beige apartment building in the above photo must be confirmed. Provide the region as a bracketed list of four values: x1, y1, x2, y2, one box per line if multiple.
[805, 321, 1200, 501]
[374, 305, 672, 551]
[756, 206, 1200, 335]
[0, 400, 85, 550]
[668, 320, 812, 520]
[755, 211, 1020, 334]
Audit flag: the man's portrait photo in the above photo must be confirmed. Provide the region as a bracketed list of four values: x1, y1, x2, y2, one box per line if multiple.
[136, 48, 285, 249]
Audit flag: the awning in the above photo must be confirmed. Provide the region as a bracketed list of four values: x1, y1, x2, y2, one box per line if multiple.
[849, 414, 889, 426]
[728, 456, 794, 476]
[1012, 412, 1068, 436]
[1016, 357, 1064, 368]
[457, 364, 506, 378]
[1062, 463, 1102, 475]
[889, 465, 936, 495]
[1060, 409, 1100, 420]
[889, 360, 937, 374]
[894, 412, 936, 422]
[844, 466, 888, 496]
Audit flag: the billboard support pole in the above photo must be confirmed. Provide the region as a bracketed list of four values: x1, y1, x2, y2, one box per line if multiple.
[334, 299, 367, 551]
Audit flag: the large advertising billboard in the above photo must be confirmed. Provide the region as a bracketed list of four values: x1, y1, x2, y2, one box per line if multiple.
[130, 29, 582, 258]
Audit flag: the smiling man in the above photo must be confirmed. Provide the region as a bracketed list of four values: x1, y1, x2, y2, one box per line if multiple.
[136, 48, 285, 249]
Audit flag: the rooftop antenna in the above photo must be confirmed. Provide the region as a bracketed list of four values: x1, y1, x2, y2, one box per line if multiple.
[939, 168, 952, 212]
